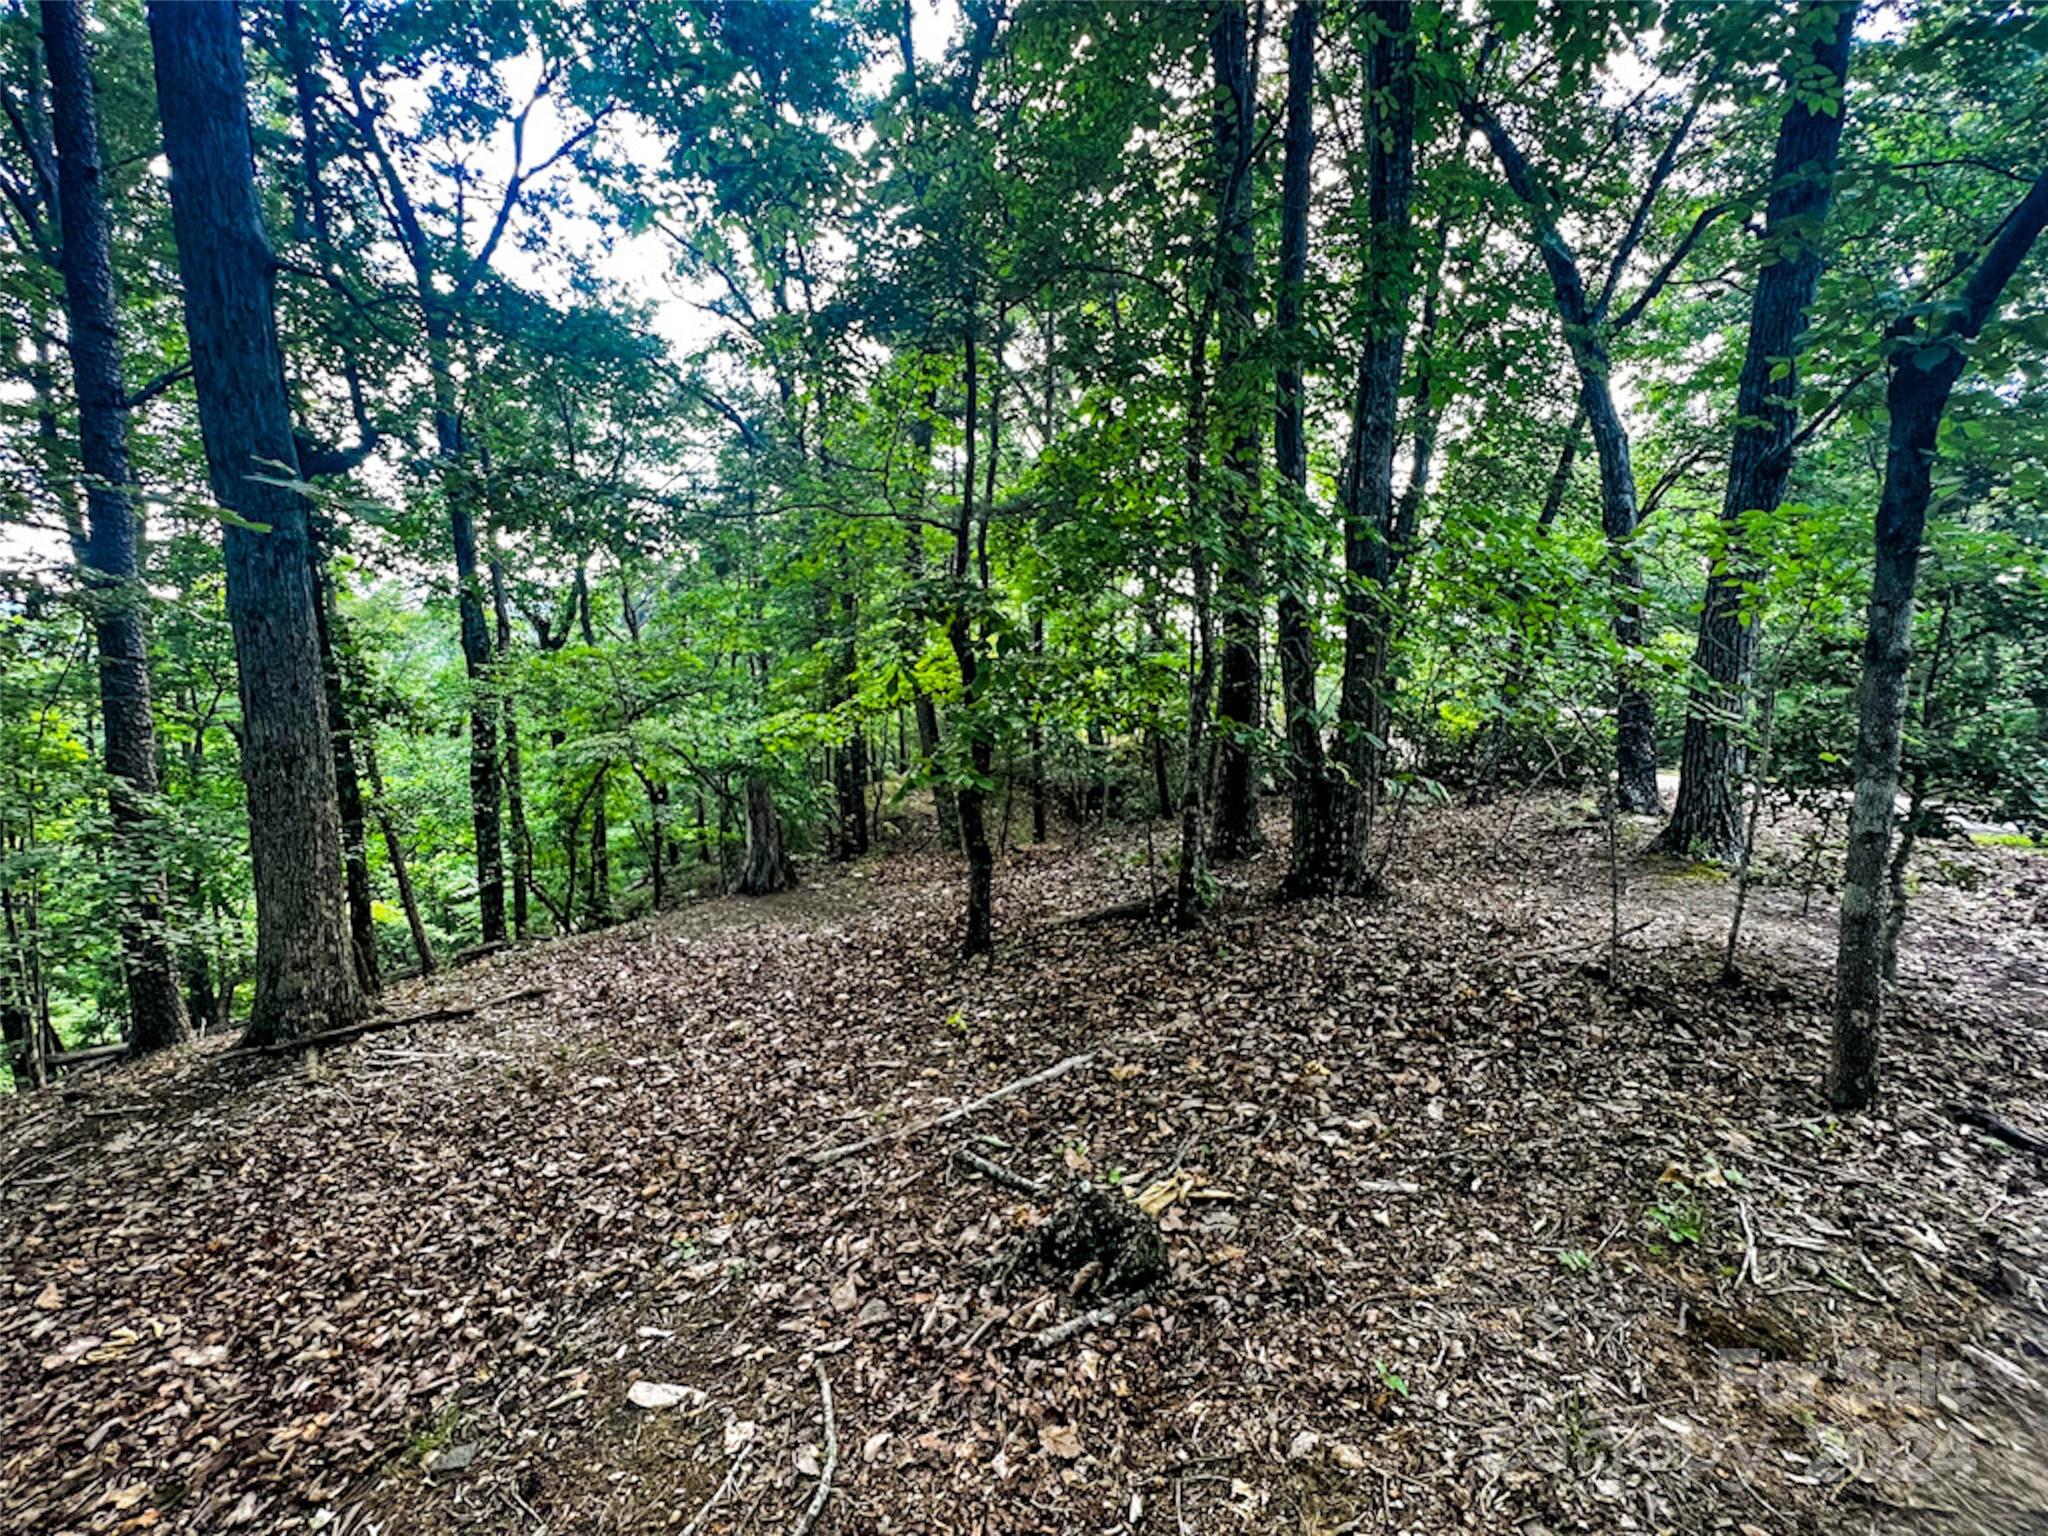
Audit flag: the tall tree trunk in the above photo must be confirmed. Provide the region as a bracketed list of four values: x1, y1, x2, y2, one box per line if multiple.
[950, 310, 996, 956]
[1208, 0, 1264, 862]
[1029, 613, 1048, 842]
[1176, 282, 1220, 929]
[490, 556, 531, 936]
[834, 561, 869, 859]
[575, 567, 609, 926]
[42, 0, 191, 1055]
[425, 313, 506, 942]
[363, 732, 435, 975]
[734, 774, 795, 896]
[1466, 100, 1663, 815]
[148, 0, 362, 1045]
[1664, 3, 1855, 860]
[309, 533, 379, 997]
[1273, 0, 1345, 896]
[1830, 167, 2048, 1111]
[1333, 0, 1418, 892]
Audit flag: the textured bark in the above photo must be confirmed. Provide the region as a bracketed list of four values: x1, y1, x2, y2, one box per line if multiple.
[734, 774, 796, 896]
[1830, 167, 2048, 1111]
[1029, 613, 1048, 843]
[310, 534, 379, 997]
[1207, 0, 1264, 862]
[1332, 0, 1418, 890]
[149, 0, 362, 1045]
[834, 573, 869, 860]
[43, 0, 191, 1055]
[1273, 0, 1344, 897]
[902, 420, 961, 851]
[1664, 4, 1854, 860]
[1176, 289, 1219, 930]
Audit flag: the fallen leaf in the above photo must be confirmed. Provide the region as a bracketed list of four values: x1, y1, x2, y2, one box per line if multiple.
[1039, 1422, 1083, 1460]
[626, 1381, 706, 1412]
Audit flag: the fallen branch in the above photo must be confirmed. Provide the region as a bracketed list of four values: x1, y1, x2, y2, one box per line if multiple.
[1356, 1179, 1421, 1196]
[680, 1446, 752, 1536]
[50, 1044, 127, 1071]
[805, 1052, 1096, 1167]
[223, 986, 549, 1059]
[953, 1147, 1046, 1196]
[1029, 1287, 1159, 1354]
[790, 1361, 837, 1536]
[1947, 1102, 2048, 1157]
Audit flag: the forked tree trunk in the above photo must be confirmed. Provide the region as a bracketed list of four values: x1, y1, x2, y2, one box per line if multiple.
[1830, 167, 2048, 1110]
[42, 0, 191, 1055]
[1664, 4, 1854, 860]
[149, 0, 361, 1045]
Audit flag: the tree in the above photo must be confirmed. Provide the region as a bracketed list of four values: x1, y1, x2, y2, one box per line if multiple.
[1331, 0, 1420, 892]
[40, 0, 189, 1055]
[1663, 3, 1856, 861]
[1464, 28, 1733, 816]
[147, 0, 361, 1046]
[1206, 0, 1264, 863]
[1829, 164, 2048, 1111]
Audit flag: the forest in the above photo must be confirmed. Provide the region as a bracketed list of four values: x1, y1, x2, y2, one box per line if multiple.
[2, 0, 2046, 1532]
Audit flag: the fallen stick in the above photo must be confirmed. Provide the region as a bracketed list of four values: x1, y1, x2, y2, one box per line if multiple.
[680, 1446, 752, 1536]
[953, 1147, 1046, 1197]
[1947, 1102, 2048, 1158]
[1356, 1179, 1421, 1196]
[223, 986, 549, 1059]
[1030, 1288, 1158, 1354]
[790, 1361, 837, 1536]
[805, 1052, 1096, 1167]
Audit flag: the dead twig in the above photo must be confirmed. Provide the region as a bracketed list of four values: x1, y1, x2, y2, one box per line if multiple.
[953, 1147, 1046, 1196]
[790, 1361, 837, 1536]
[1947, 1102, 2048, 1157]
[1029, 1286, 1159, 1353]
[680, 1445, 752, 1536]
[804, 1052, 1097, 1167]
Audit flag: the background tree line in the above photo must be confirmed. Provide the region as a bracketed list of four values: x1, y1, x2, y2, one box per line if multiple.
[1, 0, 2045, 1112]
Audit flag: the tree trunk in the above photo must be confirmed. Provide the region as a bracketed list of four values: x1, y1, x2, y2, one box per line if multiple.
[1467, 99, 1662, 815]
[1176, 281, 1219, 929]
[1207, 0, 1264, 862]
[1273, 0, 1345, 897]
[425, 311, 506, 943]
[364, 733, 435, 975]
[1664, 4, 1854, 860]
[1029, 613, 1048, 842]
[951, 313, 996, 957]
[1830, 167, 2048, 1111]
[310, 533, 379, 997]
[734, 773, 796, 896]
[149, 0, 362, 1046]
[42, 0, 191, 1055]
[835, 573, 869, 859]
[1333, 0, 1418, 891]
[490, 557, 531, 936]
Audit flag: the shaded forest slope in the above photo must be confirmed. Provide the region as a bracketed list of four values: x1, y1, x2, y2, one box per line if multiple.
[3, 797, 2046, 1535]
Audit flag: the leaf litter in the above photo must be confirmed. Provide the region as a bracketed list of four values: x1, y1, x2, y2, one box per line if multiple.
[2, 794, 2045, 1534]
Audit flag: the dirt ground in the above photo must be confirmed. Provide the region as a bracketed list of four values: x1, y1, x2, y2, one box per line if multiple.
[3, 792, 2046, 1535]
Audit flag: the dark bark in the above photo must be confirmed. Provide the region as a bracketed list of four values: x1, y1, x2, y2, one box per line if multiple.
[951, 314, 996, 957]
[734, 773, 796, 896]
[490, 557, 531, 936]
[1332, 0, 1418, 890]
[1207, 0, 1264, 862]
[148, 0, 362, 1045]
[1664, 4, 1854, 860]
[42, 0, 191, 1055]
[834, 569, 869, 859]
[575, 569, 609, 927]
[366, 740, 435, 978]
[1830, 166, 2048, 1111]
[1273, 0, 1345, 897]
[1029, 613, 1048, 842]
[309, 532, 379, 997]
[1176, 288, 1219, 930]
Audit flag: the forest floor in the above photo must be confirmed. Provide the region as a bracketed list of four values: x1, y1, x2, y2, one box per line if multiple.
[4, 789, 2048, 1536]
